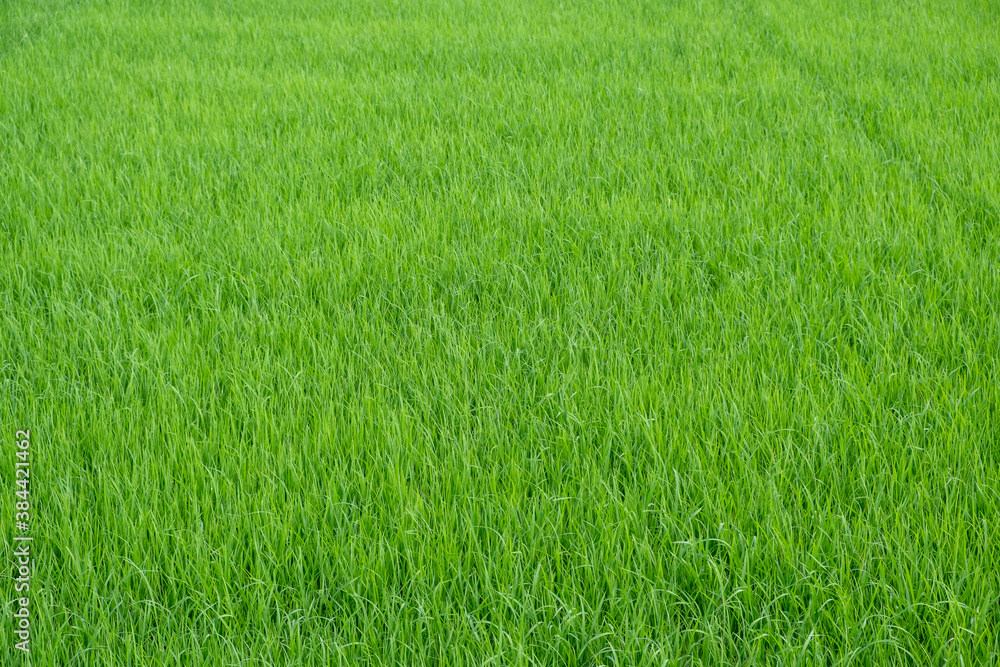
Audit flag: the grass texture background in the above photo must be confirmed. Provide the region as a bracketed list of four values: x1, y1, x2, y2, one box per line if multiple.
[1, 0, 999, 663]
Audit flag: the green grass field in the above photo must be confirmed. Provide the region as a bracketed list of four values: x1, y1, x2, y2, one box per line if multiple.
[2, 0, 999, 663]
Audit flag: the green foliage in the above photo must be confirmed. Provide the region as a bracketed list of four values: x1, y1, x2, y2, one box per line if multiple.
[1, 0, 998, 663]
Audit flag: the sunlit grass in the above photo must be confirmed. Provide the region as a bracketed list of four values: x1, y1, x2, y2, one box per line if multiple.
[1, 0, 999, 664]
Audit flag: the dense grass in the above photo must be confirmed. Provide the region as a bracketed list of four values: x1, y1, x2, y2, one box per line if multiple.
[2, 0, 999, 663]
